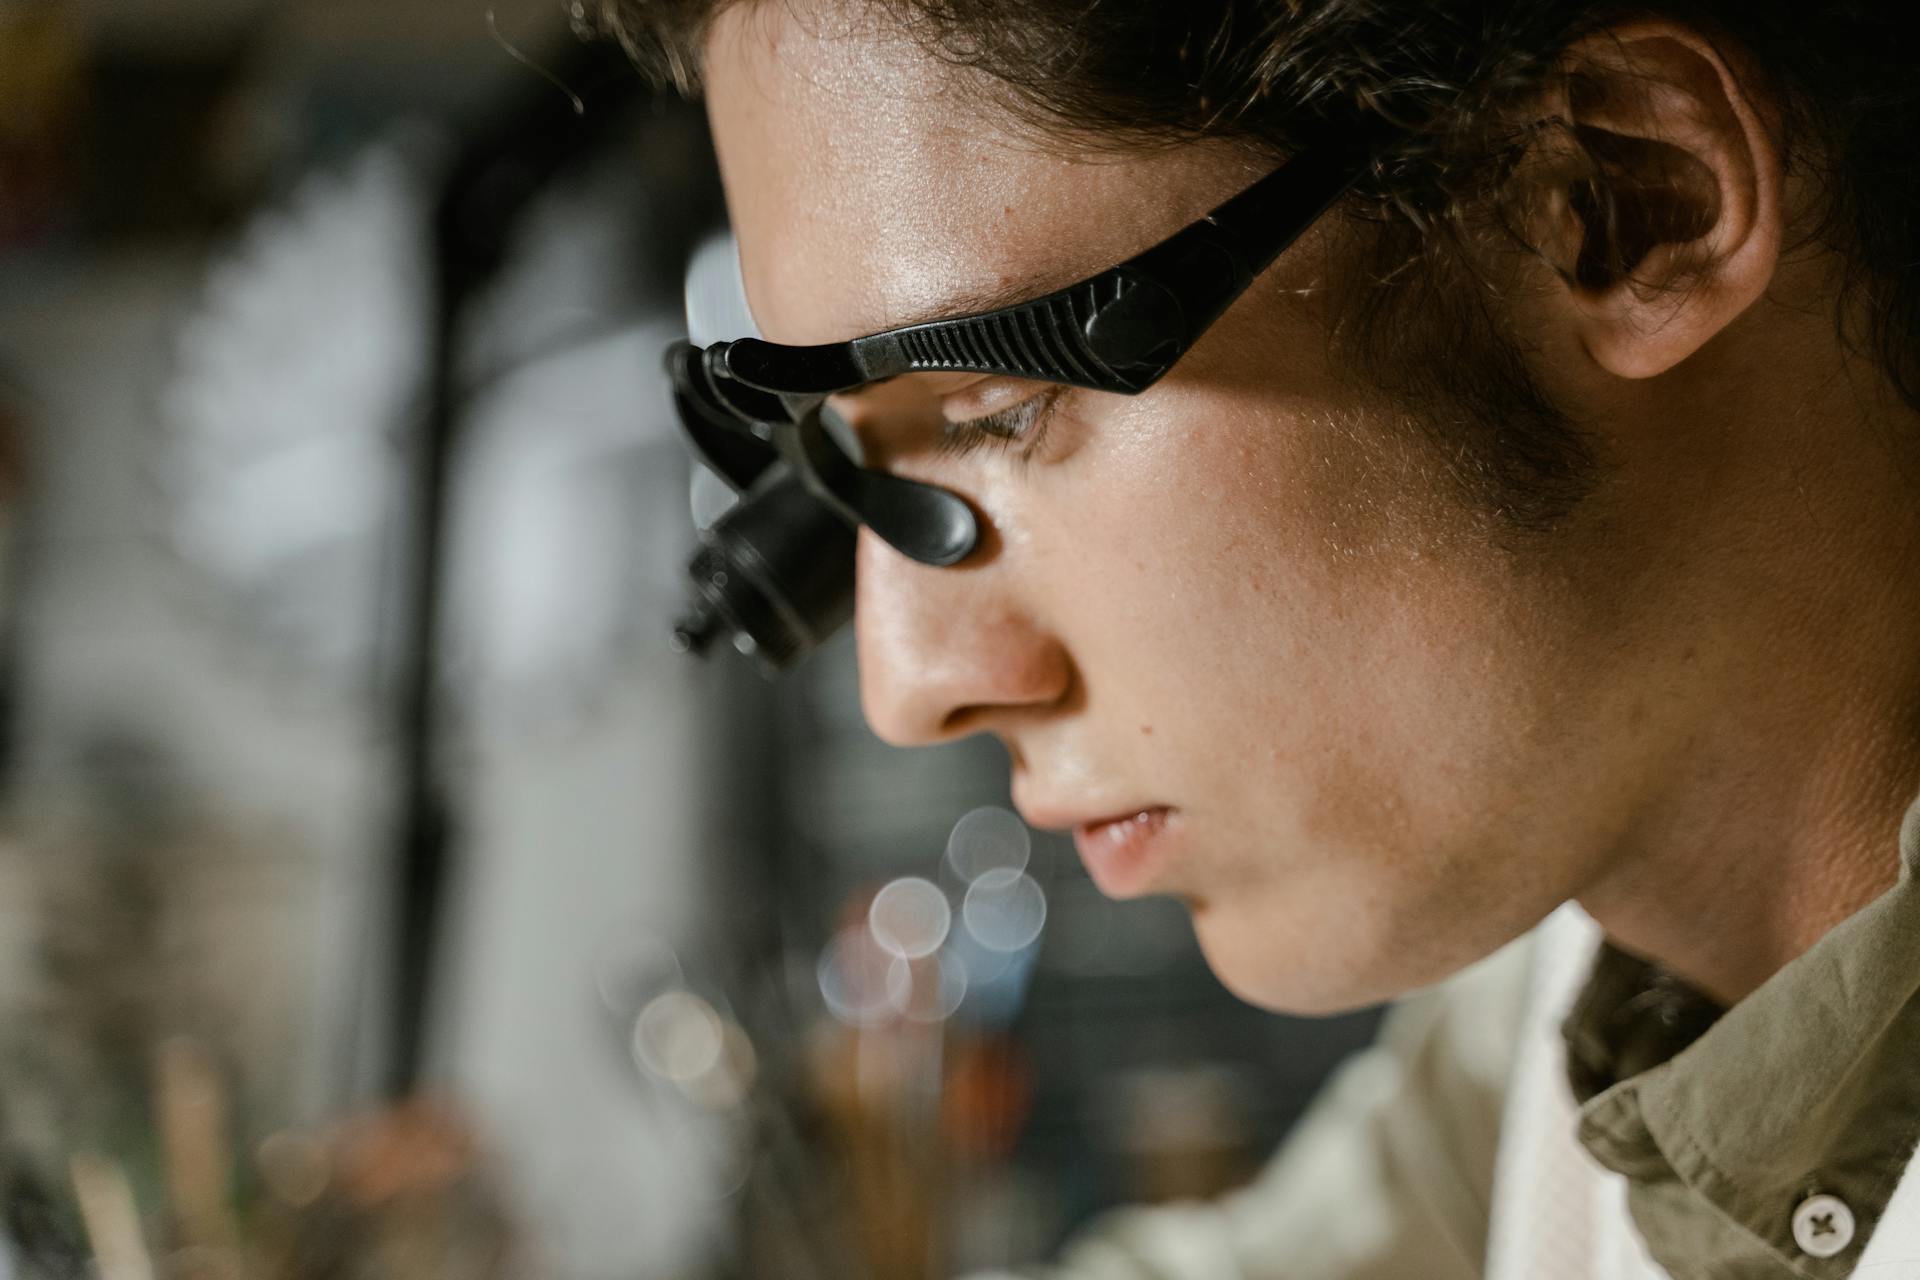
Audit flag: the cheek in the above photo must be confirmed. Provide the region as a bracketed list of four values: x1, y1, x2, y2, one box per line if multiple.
[1035, 384, 1462, 748]
[1033, 380, 1591, 854]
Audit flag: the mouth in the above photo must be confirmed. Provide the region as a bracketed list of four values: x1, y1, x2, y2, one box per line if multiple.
[1019, 804, 1178, 899]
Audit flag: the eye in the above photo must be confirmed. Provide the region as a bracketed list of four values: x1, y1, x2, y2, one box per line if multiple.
[937, 386, 1066, 462]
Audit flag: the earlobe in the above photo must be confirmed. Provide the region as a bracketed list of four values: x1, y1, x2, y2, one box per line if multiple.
[1529, 25, 1785, 381]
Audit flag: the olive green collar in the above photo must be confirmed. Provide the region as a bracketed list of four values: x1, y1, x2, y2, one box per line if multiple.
[1561, 790, 1920, 1274]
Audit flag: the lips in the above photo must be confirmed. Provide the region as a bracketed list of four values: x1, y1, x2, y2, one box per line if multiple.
[1068, 806, 1177, 899]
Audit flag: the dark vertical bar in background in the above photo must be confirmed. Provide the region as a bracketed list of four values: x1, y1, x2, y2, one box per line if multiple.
[384, 240, 462, 1100]
[382, 44, 650, 1098]
[0, 381, 32, 791]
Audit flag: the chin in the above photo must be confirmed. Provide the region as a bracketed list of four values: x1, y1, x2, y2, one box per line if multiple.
[1187, 893, 1444, 1016]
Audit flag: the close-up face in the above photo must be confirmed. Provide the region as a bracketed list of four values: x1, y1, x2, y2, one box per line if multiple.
[700, 2, 1769, 1013]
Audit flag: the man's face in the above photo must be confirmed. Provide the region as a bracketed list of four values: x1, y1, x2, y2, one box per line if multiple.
[703, 4, 1682, 1012]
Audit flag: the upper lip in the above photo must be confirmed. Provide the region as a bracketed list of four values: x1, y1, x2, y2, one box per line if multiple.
[1013, 790, 1168, 834]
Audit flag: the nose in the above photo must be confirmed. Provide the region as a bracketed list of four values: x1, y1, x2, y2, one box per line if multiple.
[855, 526, 1073, 747]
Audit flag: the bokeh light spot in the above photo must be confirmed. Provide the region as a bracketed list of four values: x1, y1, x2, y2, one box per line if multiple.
[633, 991, 725, 1082]
[963, 869, 1047, 953]
[868, 877, 951, 960]
[817, 926, 897, 1026]
[946, 806, 1031, 883]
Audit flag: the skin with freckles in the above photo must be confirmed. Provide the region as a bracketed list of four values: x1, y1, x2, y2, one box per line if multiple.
[703, 4, 1920, 1013]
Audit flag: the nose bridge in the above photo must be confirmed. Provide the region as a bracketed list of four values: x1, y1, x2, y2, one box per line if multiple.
[854, 526, 1069, 747]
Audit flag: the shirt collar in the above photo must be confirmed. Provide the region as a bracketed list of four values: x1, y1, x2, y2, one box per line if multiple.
[1564, 785, 1920, 1265]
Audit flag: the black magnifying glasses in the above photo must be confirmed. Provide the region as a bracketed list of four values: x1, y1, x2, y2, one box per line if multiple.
[667, 124, 1383, 673]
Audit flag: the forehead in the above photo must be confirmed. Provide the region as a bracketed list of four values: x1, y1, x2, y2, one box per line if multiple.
[702, 1, 1261, 344]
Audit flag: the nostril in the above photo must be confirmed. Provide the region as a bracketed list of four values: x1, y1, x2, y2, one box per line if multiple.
[852, 527, 1073, 746]
[939, 704, 991, 740]
[934, 649, 1075, 742]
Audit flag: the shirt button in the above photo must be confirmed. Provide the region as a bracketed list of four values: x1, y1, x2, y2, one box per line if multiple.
[1791, 1193, 1856, 1258]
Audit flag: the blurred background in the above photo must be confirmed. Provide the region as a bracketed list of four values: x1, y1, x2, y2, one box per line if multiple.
[0, 2, 1384, 1276]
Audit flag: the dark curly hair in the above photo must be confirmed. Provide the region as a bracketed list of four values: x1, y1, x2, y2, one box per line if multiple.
[593, 0, 1920, 527]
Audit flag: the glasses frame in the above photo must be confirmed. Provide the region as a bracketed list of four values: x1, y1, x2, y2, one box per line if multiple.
[668, 125, 1382, 569]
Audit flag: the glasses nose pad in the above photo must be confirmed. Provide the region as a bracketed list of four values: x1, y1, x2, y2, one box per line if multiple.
[773, 409, 979, 567]
[849, 468, 978, 567]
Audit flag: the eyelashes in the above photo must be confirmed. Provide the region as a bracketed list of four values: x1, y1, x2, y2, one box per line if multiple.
[936, 385, 1067, 463]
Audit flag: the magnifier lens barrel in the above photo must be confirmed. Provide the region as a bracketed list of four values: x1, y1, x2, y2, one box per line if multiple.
[674, 465, 855, 673]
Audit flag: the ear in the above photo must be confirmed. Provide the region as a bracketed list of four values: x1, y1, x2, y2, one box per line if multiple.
[1522, 24, 1784, 380]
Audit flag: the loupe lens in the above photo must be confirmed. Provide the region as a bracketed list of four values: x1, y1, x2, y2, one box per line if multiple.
[672, 464, 855, 673]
